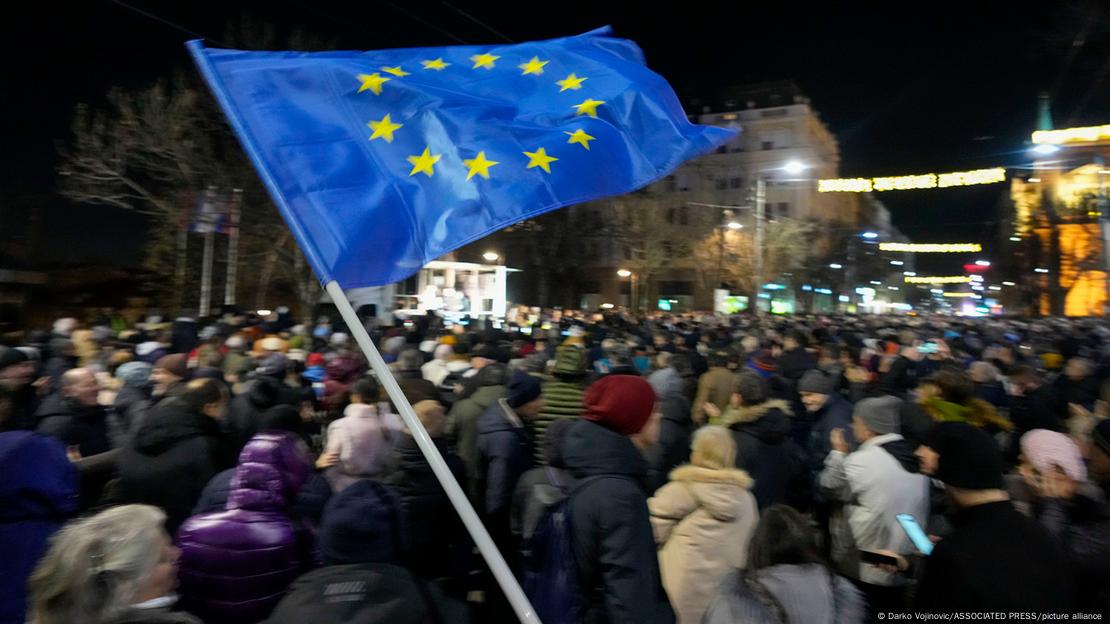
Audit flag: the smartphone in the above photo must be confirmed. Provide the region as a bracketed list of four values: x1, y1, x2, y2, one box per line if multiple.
[859, 550, 900, 567]
[918, 342, 938, 355]
[561, 330, 571, 336]
[897, 513, 933, 555]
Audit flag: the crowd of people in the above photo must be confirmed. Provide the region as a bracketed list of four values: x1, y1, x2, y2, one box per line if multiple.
[1, 307, 1108, 623]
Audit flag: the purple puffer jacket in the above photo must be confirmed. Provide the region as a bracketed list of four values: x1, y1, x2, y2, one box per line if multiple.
[177, 431, 312, 624]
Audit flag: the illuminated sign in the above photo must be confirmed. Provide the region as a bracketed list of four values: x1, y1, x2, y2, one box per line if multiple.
[819, 168, 1006, 193]
[904, 276, 973, 284]
[879, 243, 982, 253]
[1031, 124, 1110, 146]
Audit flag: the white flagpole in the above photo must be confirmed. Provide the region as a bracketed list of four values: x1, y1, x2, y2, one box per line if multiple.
[324, 280, 540, 624]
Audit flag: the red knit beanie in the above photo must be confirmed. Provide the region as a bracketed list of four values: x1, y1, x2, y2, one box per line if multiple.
[583, 375, 656, 436]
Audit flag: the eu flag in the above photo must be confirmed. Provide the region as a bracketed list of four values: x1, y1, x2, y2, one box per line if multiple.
[189, 27, 735, 288]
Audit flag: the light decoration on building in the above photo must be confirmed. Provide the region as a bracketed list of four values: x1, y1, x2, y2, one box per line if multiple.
[904, 276, 973, 284]
[818, 168, 1006, 193]
[943, 292, 976, 298]
[1031, 124, 1110, 146]
[879, 243, 982, 253]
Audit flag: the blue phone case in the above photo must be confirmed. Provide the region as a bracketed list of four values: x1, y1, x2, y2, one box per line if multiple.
[897, 514, 933, 555]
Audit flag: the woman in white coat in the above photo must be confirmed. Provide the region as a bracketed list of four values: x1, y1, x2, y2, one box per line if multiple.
[649, 425, 759, 624]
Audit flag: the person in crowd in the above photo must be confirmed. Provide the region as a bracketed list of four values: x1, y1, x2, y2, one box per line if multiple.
[42, 338, 79, 394]
[0, 346, 42, 431]
[221, 336, 254, 385]
[705, 371, 802, 510]
[176, 431, 312, 624]
[1055, 356, 1100, 415]
[446, 362, 507, 493]
[1006, 365, 1064, 462]
[150, 354, 190, 406]
[421, 343, 454, 387]
[393, 349, 425, 381]
[28, 504, 200, 624]
[317, 377, 400, 492]
[477, 371, 541, 551]
[264, 479, 468, 623]
[228, 354, 300, 452]
[968, 361, 1008, 411]
[531, 344, 588, 464]
[0, 384, 79, 624]
[877, 343, 922, 398]
[119, 378, 236, 533]
[703, 504, 865, 624]
[562, 375, 675, 624]
[1019, 424, 1110, 612]
[818, 395, 929, 614]
[916, 366, 1013, 434]
[114, 361, 153, 436]
[322, 352, 366, 413]
[645, 353, 694, 491]
[691, 349, 733, 425]
[649, 426, 758, 624]
[914, 422, 1074, 612]
[510, 418, 574, 545]
[799, 369, 855, 477]
[385, 379, 470, 593]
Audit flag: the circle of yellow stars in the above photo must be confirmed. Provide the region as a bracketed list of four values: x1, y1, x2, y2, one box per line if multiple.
[356, 52, 607, 179]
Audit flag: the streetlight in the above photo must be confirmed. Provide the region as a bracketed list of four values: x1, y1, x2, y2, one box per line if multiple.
[975, 260, 991, 267]
[1032, 144, 1060, 156]
[890, 260, 904, 266]
[617, 269, 631, 278]
[1009, 236, 1022, 242]
[727, 221, 743, 230]
[861, 231, 879, 239]
[782, 160, 808, 175]
[617, 269, 634, 312]
[482, 251, 499, 262]
[829, 263, 843, 269]
[1035, 268, 1050, 274]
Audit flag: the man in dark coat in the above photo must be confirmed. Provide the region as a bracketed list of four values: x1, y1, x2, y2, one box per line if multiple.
[645, 361, 692, 492]
[563, 375, 675, 624]
[799, 369, 855, 478]
[35, 368, 116, 508]
[914, 422, 1073, 612]
[265, 480, 468, 624]
[0, 347, 41, 431]
[227, 354, 301, 452]
[447, 362, 507, 494]
[119, 378, 235, 533]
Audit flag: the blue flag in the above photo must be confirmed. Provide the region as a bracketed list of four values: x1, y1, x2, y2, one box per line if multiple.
[188, 27, 735, 288]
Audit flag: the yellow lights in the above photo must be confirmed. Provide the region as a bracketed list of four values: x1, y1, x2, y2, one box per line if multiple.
[904, 276, 973, 284]
[874, 174, 936, 191]
[1031, 124, 1110, 146]
[879, 243, 983, 253]
[937, 168, 1007, 188]
[943, 292, 977, 298]
[818, 178, 873, 192]
[818, 168, 1006, 193]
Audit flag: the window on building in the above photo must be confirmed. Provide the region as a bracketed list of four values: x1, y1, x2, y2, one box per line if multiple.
[761, 140, 774, 150]
[715, 178, 727, 190]
[662, 241, 674, 256]
[730, 177, 743, 189]
[777, 202, 790, 217]
[679, 206, 689, 225]
[665, 176, 677, 192]
[666, 207, 676, 224]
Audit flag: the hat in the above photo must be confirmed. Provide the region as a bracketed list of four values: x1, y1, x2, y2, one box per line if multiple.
[306, 353, 325, 368]
[506, 371, 542, 408]
[583, 375, 655, 436]
[553, 344, 588, 377]
[331, 332, 351, 346]
[0, 347, 29, 371]
[927, 422, 1005, 490]
[154, 354, 189, 380]
[320, 480, 402, 565]
[854, 396, 902, 435]
[522, 352, 548, 374]
[258, 404, 303, 435]
[798, 369, 835, 395]
[1094, 419, 1110, 458]
[115, 361, 152, 388]
[257, 354, 289, 379]
[1021, 429, 1087, 482]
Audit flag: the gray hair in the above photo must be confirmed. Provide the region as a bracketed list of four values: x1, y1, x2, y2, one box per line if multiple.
[397, 349, 424, 371]
[968, 361, 1000, 384]
[29, 505, 167, 624]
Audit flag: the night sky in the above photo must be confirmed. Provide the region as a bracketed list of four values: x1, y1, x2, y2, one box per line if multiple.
[5, 0, 1109, 273]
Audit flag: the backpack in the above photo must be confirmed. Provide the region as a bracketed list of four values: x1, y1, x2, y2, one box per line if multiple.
[520, 468, 604, 624]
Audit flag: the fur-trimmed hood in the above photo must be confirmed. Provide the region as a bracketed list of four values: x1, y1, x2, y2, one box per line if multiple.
[666, 464, 754, 521]
[720, 398, 793, 426]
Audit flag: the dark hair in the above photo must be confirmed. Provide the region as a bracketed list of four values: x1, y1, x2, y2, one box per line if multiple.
[181, 378, 228, 412]
[708, 350, 730, 368]
[932, 366, 974, 405]
[746, 505, 823, 570]
[1008, 364, 1039, 386]
[350, 377, 381, 403]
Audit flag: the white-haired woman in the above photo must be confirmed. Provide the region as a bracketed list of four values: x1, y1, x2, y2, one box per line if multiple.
[649, 425, 759, 624]
[28, 504, 200, 624]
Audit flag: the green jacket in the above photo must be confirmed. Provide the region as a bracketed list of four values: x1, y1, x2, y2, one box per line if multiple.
[447, 384, 505, 495]
[532, 377, 587, 463]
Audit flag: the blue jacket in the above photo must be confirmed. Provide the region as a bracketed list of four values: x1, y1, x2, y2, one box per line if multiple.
[0, 432, 78, 624]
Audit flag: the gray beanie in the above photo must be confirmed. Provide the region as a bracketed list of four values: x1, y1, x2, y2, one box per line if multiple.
[798, 370, 835, 395]
[854, 396, 902, 435]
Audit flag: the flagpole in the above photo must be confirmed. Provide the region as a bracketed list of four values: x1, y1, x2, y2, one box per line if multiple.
[324, 280, 540, 624]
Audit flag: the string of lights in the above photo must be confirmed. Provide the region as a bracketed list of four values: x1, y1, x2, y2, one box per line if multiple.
[904, 276, 973, 284]
[818, 168, 1006, 193]
[879, 243, 983, 253]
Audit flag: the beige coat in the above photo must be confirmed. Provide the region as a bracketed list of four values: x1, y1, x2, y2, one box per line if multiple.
[649, 464, 758, 624]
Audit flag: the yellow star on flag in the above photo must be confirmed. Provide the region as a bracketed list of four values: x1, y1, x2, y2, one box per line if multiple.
[518, 56, 549, 75]
[367, 114, 403, 143]
[523, 147, 558, 174]
[407, 147, 442, 177]
[463, 151, 500, 181]
[356, 72, 391, 95]
[381, 66, 411, 77]
[470, 53, 500, 69]
[565, 129, 596, 150]
[572, 98, 606, 118]
[422, 58, 450, 71]
[556, 73, 587, 92]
